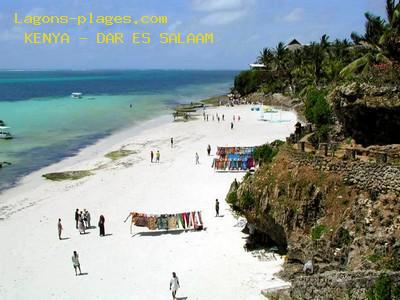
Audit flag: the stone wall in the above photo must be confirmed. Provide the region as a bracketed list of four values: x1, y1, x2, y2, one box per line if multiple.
[292, 151, 400, 195]
[290, 271, 400, 300]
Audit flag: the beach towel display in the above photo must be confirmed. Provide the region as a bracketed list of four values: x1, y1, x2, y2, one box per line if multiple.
[213, 146, 256, 172]
[125, 211, 204, 234]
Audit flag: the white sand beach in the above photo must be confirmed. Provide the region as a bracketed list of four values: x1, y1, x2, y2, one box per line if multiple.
[0, 105, 296, 300]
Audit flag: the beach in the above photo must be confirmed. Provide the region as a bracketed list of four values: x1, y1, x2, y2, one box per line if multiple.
[0, 105, 296, 299]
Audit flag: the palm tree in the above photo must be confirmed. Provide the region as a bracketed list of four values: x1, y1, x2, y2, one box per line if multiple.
[340, 0, 400, 77]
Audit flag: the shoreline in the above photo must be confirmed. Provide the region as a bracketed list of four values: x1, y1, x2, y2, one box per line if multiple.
[0, 104, 297, 299]
[0, 113, 172, 217]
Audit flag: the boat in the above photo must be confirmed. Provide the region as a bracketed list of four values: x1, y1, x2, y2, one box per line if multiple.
[0, 126, 13, 139]
[71, 92, 83, 99]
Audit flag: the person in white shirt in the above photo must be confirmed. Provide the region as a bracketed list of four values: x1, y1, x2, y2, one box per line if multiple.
[169, 272, 180, 299]
[72, 251, 82, 276]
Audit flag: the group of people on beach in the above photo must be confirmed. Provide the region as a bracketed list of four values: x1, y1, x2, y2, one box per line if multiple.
[57, 209, 106, 239]
[150, 150, 161, 163]
[74, 209, 92, 234]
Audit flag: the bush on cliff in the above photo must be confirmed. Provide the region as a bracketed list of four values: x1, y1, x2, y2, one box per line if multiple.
[367, 273, 400, 300]
[234, 70, 264, 95]
[304, 88, 333, 142]
[253, 143, 280, 165]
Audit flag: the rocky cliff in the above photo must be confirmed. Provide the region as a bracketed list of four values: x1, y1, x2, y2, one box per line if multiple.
[227, 145, 400, 299]
[329, 83, 400, 146]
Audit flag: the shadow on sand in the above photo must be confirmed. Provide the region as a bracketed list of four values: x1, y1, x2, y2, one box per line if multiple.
[77, 272, 88, 276]
[60, 237, 70, 240]
[176, 297, 188, 300]
[132, 228, 206, 238]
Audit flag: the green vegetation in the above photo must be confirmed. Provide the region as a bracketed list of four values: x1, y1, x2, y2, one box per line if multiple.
[234, 70, 264, 95]
[105, 149, 136, 161]
[367, 273, 400, 300]
[233, 2, 400, 142]
[43, 170, 92, 181]
[227, 190, 238, 207]
[253, 143, 280, 165]
[240, 190, 255, 210]
[311, 224, 328, 240]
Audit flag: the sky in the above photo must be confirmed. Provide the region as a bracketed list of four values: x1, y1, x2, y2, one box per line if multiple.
[0, 0, 387, 70]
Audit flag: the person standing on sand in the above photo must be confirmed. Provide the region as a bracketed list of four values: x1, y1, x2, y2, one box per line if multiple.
[169, 272, 180, 299]
[231, 122, 234, 130]
[171, 137, 174, 148]
[72, 251, 82, 276]
[98, 215, 105, 236]
[156, 150, 160, 163]
[207, 144, 211, 156]
[151, 151, 154, 163]
[215, 199, 220, 217]
[238, 115, 241, 121]
[222, 114, 225, 121]
[233, 115, 236, 122]
[75, 209, 79, 229]
[195, 152, 199, 165]
[85, 210, 91, 228]
[78, 212, 86, 235]
[58, 218, 63, 240]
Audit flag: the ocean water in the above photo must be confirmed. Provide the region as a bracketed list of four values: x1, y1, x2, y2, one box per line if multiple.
[0, 70, 238, 191]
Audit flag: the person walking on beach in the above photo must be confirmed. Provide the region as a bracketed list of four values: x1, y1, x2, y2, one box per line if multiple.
[238, 115, 241, 121]
[231, 122, 234, 130]
[215, 199, 220, 217]
[222, 114, 225, 121]
[58, 218, 63, 240]
[75, 209, 79, 229]
[233, 115, 236, 122]
[207, 144, 211, 156]
[195, 152, 200, 165]
[171, 137, 174, 148]
[212, 115, 214, 121]
[98, 215, 105, 236]
[206, 114, 209, 121]
[156, 150, 160, 163]
[151, 151, 154, 163]
[78, 212, 86, 235]
[169, 272, 180, 299]
[72, 251, 82, 276]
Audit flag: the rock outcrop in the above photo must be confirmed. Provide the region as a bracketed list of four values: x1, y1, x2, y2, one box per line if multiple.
[329, 83, 400, 146]
[227, 145, 400, 299]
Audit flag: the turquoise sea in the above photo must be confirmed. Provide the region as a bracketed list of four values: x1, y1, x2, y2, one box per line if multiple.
[0, 70, 238, 191]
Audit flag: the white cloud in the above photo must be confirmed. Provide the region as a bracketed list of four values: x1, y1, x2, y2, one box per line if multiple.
[168, 21, 183, 31]
[283, 8, 305, 22]
[200, 10, 246, 25]
[192, 0, 249, 12]
[193, 0, 254, 25]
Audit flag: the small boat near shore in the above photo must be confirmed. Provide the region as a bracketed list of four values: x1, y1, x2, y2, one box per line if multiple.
[71, 92, 83, 99]
[0, 126, 13, 139]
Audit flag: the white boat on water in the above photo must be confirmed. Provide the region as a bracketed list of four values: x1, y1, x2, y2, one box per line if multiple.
[0, 126, 13, 139]
[71, 92, 83, 99]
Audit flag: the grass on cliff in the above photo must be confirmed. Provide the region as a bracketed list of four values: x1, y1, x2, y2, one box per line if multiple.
[311, 224, 328, 240]
[367, 273, 400, 300]
[43, 170, 93, 181]
[105, 149, 136, 161]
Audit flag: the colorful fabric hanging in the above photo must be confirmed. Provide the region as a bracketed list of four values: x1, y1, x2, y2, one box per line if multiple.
[168, 215, 177, 229]
[147, 216, 157, 230]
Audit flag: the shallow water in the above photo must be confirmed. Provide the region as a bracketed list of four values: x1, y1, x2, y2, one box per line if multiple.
[0, 70, 238, 191]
